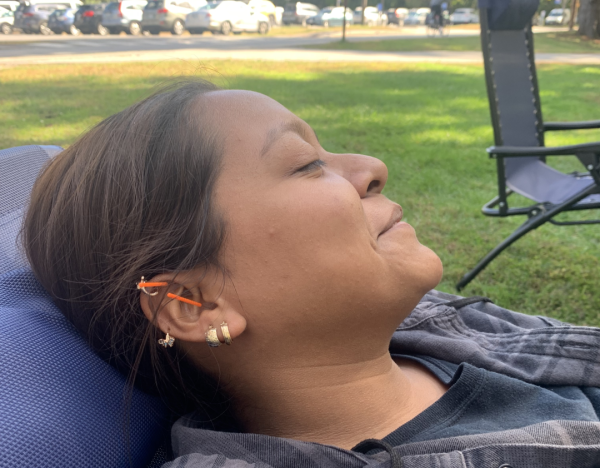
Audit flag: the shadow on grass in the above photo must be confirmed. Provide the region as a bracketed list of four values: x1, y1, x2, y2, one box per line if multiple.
[2, 61, 600, 324]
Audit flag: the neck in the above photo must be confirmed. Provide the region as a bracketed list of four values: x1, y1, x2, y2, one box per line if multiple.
[230, 352, 437, 449]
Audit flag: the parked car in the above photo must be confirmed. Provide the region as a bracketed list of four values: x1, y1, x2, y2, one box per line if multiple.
[0, 8, 13, 33]
[545, 8, 570, 25]
[74, 3, 108, 34]
[404, 7, 429, 25]
[0, 1, 20, 11]
[307, 6, 352, 27]
[14, 3, 64, 34]
[449, 7, 478, 24]
[186, 0, 269, 34]
[353, 5, 386, 25]
[274, 4, 282, 24]
[282, 1, 318, 26]
[386, 7, 407, 25]
[247, 0, 275, 25]
[102, 0, 147, 35]
[142, 0, 204, 34]
[48, 7, 78, 33]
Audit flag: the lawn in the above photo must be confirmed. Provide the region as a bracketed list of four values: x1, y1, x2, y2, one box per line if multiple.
[2, 61, 600, 326]
[305, 32, 600, 54]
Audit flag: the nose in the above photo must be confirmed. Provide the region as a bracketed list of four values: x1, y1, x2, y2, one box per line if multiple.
[327, 153, 389, 198]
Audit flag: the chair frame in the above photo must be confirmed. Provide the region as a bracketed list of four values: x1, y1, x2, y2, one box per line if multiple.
[456, 9, 600, 291]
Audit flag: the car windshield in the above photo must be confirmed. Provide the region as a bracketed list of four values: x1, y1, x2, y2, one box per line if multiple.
[320, 7, 331, 12]
[104, 2, 120, 12]
[197, 2, 220, 10]
[283, 2, 295, 11]
[145, 0, 162, 8]
[50, 8, 66, 14]
[549, 9, 562, 15]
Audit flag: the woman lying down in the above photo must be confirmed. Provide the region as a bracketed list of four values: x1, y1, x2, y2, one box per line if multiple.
[23, 80, 600, 468]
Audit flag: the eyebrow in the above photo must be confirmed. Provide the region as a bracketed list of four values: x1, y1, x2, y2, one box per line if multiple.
[261, 120, 319, 157]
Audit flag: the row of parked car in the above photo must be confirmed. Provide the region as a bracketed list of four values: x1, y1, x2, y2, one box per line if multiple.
[0, 0, 277, 35]
[0, 0, 483, 36]
[283, 4, 478, 28]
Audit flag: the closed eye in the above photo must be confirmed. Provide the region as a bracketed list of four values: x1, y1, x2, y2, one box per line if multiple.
[296, 159, 327, 173]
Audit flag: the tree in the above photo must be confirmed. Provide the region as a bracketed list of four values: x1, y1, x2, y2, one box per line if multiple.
[578, 0, 600, 38]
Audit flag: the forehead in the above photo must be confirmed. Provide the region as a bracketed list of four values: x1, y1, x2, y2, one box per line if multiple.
[202, 90, 293, 129]
[201, 90, 306, 165]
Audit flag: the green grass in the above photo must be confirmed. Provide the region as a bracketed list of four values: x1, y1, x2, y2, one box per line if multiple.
[305, 32, 600, 54]
[2, 61, 600, 326]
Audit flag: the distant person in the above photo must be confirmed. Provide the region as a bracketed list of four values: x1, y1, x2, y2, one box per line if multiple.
[430, 0, 443, 26]
[539, 9, 546, 25]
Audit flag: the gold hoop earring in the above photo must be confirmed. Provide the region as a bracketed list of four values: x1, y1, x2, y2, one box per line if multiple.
[205, 326, 222, 348]
[220, 322, 232, 345]
[138, 276, 159, 296]
[158, 332, 175, 348]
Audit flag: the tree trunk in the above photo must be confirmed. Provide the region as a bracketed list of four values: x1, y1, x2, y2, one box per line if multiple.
[361, 0, 367, 25]
[578, 0, 600, 38]
[569, 0, 578, 31]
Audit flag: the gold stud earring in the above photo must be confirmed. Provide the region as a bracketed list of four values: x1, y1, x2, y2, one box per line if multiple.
[220, 322, 232, 345]
[205, 326, 222, 348]
[158, 332, 175, 348]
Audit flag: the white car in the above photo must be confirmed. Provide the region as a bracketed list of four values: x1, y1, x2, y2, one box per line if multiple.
[449, 7, 478, 24]
[247, 0, 275, 24]
[404, 7, 429, 25]
[0, 8, 13, 33]
[0, 1, 19, 11]
[353, 6, 386, 26]
[545, 8, 570, 25]
[274, 5, 282, 25]
[186, 0, 270, 34]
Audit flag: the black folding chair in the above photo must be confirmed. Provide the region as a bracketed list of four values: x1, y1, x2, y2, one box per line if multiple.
[457, 0, 600, 291]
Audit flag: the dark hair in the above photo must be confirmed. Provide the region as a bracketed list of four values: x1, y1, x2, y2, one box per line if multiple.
[23, 79, 232, 421]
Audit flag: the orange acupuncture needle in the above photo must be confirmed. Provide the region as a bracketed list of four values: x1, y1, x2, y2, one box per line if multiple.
[167, 293, 203, 308]
[138, 282, 168, 288]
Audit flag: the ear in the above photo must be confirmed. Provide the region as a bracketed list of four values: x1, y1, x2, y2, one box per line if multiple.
[139, 268, 247, 345]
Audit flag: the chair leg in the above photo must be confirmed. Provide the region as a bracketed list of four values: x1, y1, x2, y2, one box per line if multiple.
[456, 215, 541, 291]
[456, 184, 598, 291]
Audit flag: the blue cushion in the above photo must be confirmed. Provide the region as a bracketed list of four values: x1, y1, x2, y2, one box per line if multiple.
[0, 268, 169, 468]
[0, 145, 61, 275]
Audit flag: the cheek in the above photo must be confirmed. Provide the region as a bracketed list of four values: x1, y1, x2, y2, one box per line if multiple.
[219, 179, 379, 318]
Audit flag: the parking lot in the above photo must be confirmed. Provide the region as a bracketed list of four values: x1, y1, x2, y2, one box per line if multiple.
[0, 25, 481, 62]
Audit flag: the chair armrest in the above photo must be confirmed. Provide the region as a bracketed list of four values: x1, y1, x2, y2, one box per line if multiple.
[487, 141, 600, 158]
[544, 120, 600, 132]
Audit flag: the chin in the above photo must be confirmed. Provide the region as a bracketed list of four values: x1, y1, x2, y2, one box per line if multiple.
[410, 245, 444, 296]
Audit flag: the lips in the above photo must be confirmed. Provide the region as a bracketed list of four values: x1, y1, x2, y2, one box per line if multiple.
[378, 205, 403, 237]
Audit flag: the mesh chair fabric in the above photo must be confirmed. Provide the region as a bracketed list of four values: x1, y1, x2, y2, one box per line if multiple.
[0, 145, 61, 275]
[0, 145, 170, 467]
[488, 31, 597, 205]
[0, 268, 169, 468]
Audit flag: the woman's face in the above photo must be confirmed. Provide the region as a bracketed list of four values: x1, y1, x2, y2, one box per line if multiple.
[198, 90, 442, 365]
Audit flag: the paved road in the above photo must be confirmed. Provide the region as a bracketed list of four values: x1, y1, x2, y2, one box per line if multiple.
[0, 26, 479, 57]
[1, 26, 595, 66]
